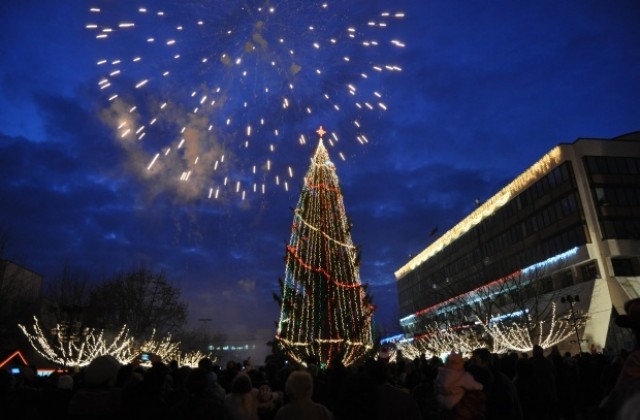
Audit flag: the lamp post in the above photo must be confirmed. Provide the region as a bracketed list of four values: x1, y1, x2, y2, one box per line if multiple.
[561, 295, 583, 353]
[199, 318, 212, 352]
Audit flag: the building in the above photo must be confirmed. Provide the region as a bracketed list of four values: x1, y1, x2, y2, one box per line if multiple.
[0, 259, 43, 352]
[0, 259, 42, 302]
[394, 132, 640, 353]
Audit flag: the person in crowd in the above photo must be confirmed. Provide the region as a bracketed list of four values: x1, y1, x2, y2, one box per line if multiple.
[600, 297, 640, 418]
[41, 373, 75, 417]
[220, 360, 241, 393]
[513, 357, 545, 420]
[121, 360, 172, 419]
[469, 347, 522, 420]
[0, 365, 40, 418]
[411, 362, 440, 420]
[224, 372, 260, 420]
[274, 370, 333, 420]
[435, 352, 484, 419]
[548, 345, 579, 420]
[403, 358, 422, 392]
[165, 365, 192, 407]
[68, 354, 124, 419]
[370, 358, 423, 420]
[199, 357, 226, 404]
[332, 358, 422, 420]
[256, 383, 282, 420]
[306, 363, 331, 409]
[169, 366, 224, 420]
[529, 345, 560, 419]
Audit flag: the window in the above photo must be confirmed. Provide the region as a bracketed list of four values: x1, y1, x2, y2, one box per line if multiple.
[585, 156, 640, 175]
[585, 156, 598, 174]
[541, 277, 554, 293]
[580, 261, 600, 281]
[626, 158, 639, 174]
[612, 258, 638, 276]
[559, 271, 574, 288]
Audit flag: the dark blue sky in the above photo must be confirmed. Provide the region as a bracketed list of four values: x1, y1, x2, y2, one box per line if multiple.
[1, 0, 639, 341]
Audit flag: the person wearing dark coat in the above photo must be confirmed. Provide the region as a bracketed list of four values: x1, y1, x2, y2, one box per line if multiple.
[367, 359, 423, 420]
[600, 298, 640, 419]
[469, 347, 523, 420]
[529, 345, 559, 419]
[169, 367, 225, 420]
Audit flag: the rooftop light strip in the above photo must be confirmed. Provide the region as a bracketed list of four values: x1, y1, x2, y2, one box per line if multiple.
[395, 146, 563, 280]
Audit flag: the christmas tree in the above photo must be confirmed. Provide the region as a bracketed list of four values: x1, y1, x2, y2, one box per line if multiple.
[275, 127, 374, 368]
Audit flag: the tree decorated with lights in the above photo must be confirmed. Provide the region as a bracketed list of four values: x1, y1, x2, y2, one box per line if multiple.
[19, 316, 216, 368]
[19, 316, 134, 367]
[275, 127, 374, 367]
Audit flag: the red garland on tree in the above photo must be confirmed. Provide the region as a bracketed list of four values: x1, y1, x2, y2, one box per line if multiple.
[275, 127, 375, 367]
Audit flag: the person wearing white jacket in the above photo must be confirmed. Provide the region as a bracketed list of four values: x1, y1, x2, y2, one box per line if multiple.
[435, 352, 484, 412]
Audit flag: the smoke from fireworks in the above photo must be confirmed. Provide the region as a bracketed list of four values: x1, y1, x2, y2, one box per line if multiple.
[87, 1, 404, 203]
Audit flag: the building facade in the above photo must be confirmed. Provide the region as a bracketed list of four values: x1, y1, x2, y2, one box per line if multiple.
[0, 259, 43, 351]
[395, 132, 640, 353]
[0, 260, 42, 302]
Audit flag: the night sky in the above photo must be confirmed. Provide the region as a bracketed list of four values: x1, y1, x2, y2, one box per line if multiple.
[1, 0, 639, 343]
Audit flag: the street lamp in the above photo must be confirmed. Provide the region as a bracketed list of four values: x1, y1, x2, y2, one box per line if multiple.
[199, 318, 212, 352]
[561, 295, 583, 353]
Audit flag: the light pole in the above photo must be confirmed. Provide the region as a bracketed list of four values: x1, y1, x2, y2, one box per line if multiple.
[199, 318, 212, 352]
[561, 295, 583, 353]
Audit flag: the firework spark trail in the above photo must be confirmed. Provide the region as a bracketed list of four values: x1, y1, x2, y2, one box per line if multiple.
[87, 1, 405, 203]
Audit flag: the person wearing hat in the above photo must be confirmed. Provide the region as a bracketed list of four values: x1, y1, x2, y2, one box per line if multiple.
[599, 298, 640, 419]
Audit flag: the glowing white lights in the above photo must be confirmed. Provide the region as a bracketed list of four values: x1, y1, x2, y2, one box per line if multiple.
[19, 317, 217, 368]
[276, 138, 373, 367]
[395, 147, 564, 279]
[88, 2, 406, 203]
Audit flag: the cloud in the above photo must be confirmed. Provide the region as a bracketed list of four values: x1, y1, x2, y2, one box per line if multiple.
[238, 279, 256, 293]
[2, 0, 640, 344]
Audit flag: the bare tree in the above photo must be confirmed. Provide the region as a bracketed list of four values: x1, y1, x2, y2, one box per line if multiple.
[85, 264, 188, 338]
[409, 253, 579, 353]
[465, 263, 570, 346]
[43, 262, 93, 324]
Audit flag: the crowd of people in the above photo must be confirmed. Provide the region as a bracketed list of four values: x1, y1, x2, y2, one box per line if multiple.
[1, 298, 639, 420]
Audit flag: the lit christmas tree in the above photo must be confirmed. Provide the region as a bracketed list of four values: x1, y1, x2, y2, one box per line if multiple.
[275, 127, 375, 368]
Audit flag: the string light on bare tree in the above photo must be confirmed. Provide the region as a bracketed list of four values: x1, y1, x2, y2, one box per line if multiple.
[137, 329, 181, 364]
[19, 317, 217, 368]
[479, 302, 587, 352]
[19, 316, 135, 367]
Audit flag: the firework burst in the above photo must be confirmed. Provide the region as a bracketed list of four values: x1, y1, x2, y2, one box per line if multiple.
[87, 1, 404, 203]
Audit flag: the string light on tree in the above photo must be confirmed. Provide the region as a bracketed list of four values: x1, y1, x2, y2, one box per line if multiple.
[275, 127, 374, 367]
[479, 302, 587, 352]
[398, 304, 585, 357]
[19, 317, 217, 368]
[397, 321, 507, 360]
[18, 316, 135, 367]
[179, 351, 217, 368]
[137, 329, 181, 364]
